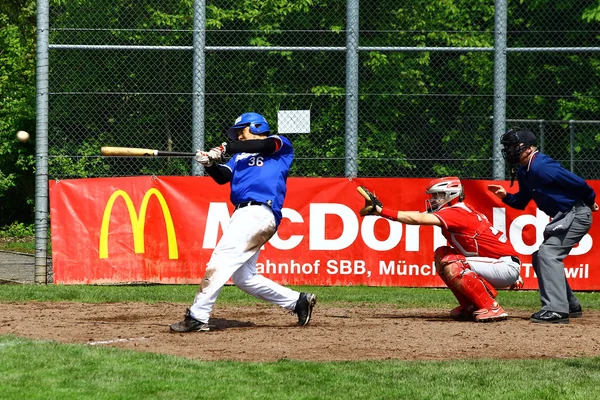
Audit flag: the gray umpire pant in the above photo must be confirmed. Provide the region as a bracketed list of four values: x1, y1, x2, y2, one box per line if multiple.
[532, 201, 592, 314]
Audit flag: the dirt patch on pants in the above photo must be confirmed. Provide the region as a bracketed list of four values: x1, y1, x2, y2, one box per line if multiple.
[2, 302, 600, 362]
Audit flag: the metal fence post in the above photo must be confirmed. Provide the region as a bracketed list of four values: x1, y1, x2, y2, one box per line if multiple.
[345, 0, 359, 178]
[569, 120, 575, 172]
[492, 0, 508, 180]
[35, 0, 50, 284]
[538, 120, 545, 153]
[191, 0, 207, 176]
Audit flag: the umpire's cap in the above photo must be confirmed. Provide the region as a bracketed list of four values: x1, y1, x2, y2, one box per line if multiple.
[226, 112, 271, 140]
[501, 128, 537, 147]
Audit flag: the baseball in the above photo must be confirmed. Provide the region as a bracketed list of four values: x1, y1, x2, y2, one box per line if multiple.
[16, 130, 30, 142]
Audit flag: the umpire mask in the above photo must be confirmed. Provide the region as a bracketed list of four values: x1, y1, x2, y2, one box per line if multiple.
[501, 128, 537, 164]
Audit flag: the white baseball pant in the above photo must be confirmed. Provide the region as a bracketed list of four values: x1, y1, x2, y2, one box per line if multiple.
[189, 204, 299, 323]
[466, 256, 521, 288]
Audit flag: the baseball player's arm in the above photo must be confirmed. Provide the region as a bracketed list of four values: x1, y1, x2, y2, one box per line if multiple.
[204, 164, 232, 184]
[225, 138, 279, 155]
[502, 185, 532, 210]
[487, 184, 507, 199]
[488, 183, 531, 210]
[393, 211, 443, 226]
[376, 207, 442, 226]
[357, 186, 441, 226]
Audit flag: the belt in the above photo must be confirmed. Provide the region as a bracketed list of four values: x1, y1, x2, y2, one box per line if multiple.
[235, 201, 269, 210]
[510, 256, 521, 264]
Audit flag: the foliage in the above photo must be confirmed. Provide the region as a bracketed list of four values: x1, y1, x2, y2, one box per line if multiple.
[0, 222, 35, 253]
[0, 222, 34, 238]
[2, 0, 600, 227]
[583, 2, 600, 23]
[0, 0, 36, 226]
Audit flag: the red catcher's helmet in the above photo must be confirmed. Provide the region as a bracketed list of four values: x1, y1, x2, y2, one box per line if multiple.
[425, 176, 464, 213]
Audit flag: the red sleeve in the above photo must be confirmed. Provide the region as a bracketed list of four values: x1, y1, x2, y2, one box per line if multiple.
[433, 207, 464, 231]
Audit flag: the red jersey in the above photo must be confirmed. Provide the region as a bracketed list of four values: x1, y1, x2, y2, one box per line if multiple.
[433, 202, 517, 258]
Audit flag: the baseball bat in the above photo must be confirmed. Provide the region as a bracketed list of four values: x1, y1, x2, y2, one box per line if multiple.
[101, 146, 196, 157]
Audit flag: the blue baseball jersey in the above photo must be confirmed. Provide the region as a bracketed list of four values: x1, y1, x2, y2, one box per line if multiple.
[222, 135, 294, 227]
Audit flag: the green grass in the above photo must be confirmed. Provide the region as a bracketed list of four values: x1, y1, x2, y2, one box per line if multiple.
[2, 286, 600, 399]
[0, 239, 35, 254]
[1, 284, 599, 311]
[0, 223, 36, 254]
[1, 335, 600, 400]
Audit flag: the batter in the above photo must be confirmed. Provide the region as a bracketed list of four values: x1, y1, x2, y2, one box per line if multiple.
[170, 112, 317, 332]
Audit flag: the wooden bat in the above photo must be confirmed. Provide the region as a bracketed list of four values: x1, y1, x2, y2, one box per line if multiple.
[101, 146, 196, 157]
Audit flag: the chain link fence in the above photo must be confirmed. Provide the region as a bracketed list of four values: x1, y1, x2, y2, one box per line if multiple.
[43, 0, 600, 180]
[22, 0, 600, 283]
[506, 120, 600, 179]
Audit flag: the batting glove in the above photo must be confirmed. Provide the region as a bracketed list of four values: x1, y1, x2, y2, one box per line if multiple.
[207, 142, 227, 162]
[195, 150, 213, 167]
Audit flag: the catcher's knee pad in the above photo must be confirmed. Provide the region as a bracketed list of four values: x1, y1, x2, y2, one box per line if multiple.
[434, 250, 497, 310]
[434, 246, 467, 278]
[434, 246, 498, 299]
[434, 246, 459, 264]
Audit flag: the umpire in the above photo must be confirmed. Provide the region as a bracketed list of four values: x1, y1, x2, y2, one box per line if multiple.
[488, 128, 598, 324]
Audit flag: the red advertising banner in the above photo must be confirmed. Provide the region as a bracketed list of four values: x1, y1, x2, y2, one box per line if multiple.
[49, 177, 600, 289]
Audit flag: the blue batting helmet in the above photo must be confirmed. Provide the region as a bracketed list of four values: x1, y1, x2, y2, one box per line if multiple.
[226, 112, 270, 140]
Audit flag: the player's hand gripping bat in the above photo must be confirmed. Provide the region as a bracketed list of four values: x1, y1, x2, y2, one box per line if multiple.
[100, 147, 197, 157]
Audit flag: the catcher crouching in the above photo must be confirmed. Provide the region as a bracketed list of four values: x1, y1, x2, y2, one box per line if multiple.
[357, 177, 523, 322]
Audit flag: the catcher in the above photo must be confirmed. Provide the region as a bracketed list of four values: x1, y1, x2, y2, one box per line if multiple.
[357, 177, 522, 322]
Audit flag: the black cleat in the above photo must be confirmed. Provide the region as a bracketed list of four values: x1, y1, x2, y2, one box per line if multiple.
[295, 293, 317, 326]
[530, 310, 569, 324]
[569, 304, 583, 318]
[169, 308, 209, 332]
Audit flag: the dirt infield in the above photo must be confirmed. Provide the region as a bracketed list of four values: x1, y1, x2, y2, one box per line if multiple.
[1, 302, 600, 362]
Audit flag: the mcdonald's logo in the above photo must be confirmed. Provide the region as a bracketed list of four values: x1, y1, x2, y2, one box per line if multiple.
[99, 188, 178, 259]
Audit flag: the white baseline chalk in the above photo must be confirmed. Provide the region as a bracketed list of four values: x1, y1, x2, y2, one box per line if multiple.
[87, 336, 148, 346]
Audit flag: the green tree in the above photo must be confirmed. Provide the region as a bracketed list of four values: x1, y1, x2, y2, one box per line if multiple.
[0, 0, 36, 225]
[3, 0, 600, 229]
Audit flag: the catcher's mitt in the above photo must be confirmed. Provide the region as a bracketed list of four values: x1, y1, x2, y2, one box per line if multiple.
[357, 186, 383, 216]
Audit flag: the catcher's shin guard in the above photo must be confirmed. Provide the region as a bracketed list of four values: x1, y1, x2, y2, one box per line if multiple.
[436, 259, 474, 312]
[449, 270, 497, 311]
[435, 246, 496, 311]
[448, 286, 474, 311]
[480, 274, 498, 299]
[448, 285, 477, 320]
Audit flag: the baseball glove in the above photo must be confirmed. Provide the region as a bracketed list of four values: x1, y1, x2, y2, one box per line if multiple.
[357, 186, 383, 216]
